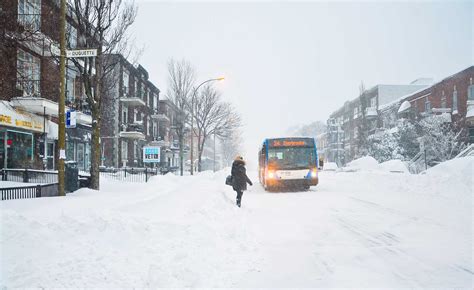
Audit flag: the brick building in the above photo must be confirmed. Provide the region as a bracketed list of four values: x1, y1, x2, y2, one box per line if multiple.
[0, 0, 93, 170]
[327, 82, 429, 164]
[326, 66, 474, 165]
[401, 66, 474, 144]
[100, 54, 163, 168]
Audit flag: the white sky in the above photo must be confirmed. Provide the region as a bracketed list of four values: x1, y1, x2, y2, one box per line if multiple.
[130, 0, 473, 164]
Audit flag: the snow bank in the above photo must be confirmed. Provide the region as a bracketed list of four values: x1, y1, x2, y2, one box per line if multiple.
[425, 156, 473, 195]
[377, 159, 409, 173]
[345, 156, 379, 171]
[323, 162, 338, 171]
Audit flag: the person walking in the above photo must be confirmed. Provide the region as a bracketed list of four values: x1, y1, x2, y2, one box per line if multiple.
[231, 155, 253, 207]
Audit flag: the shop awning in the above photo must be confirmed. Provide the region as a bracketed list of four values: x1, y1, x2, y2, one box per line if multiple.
[0, 101, 46, 133]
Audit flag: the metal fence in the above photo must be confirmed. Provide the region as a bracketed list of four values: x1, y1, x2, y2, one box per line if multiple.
[100, 167, 160, 182]
[1, 169, 58, 183]
[1, 183, 59, 201]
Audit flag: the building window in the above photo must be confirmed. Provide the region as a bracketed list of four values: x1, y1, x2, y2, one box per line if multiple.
[441, 92, 446, 109]
[66, 23, 77, 49]
[122, 69, 129, 95]
[17, 49, 40, 96]
[134, 79, 137, 97]
[453, 90, 458, 114]
[66, 69, 76, 105]
[121, 105, 128, 124]
[425, 97, 431, 112]
[18, 0, 41, 31]
[370, 97, 376, 108]
[353, 107, 359, 119]
[469, 85, 474, 101]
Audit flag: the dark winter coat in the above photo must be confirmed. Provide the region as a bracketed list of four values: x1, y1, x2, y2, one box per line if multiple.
[231, 159, 252, 191]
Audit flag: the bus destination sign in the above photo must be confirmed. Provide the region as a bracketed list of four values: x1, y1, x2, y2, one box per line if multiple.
[269, 138, 314, 147]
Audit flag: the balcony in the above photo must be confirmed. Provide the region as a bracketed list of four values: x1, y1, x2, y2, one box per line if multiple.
[11, 96, 60, 117]
[120, 93, 146, 107]
[119, 123, 145, 140]
[365, 107, 378, 118]
[76, 111, 92, 125]
[150, 109, 170, 122]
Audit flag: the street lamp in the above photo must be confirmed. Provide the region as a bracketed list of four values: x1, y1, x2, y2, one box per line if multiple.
[190, 77, 224, 175]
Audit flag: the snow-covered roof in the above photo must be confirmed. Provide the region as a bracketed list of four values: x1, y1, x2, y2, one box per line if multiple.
[378, 85, 431, 111]
[397, 100, 411, 114]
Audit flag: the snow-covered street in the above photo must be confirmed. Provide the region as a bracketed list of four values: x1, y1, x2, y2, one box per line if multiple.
[1, 158, 473, 288]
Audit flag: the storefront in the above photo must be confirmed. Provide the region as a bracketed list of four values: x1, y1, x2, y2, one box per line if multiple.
[66, 124, 92, 172]
[0, 101, 50, 169]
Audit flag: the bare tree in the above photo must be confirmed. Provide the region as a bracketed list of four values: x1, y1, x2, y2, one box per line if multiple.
[220, 129, 243, 167]
[165, 58, 195, 176]
[67, 0, 137, 189]
[194, 85, 241, 172]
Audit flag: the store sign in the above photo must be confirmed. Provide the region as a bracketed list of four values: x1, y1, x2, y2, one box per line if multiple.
[0, 112, 43, 132]
[143, 146, 160, 163]
[66, 110, 77, 128]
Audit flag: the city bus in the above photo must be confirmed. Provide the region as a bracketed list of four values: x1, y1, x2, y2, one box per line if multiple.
[258, 137, 319, 191]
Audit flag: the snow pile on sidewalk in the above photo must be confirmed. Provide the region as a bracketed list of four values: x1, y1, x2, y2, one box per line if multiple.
[424, 156, 473, 195]
[322, 162, 338, 171]
[345, 156, 379, 171]
[345, 156, 409, 173]
[377, 159, 409, 173]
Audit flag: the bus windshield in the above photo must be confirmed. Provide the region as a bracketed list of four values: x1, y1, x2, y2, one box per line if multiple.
[268, 147, 316, 169]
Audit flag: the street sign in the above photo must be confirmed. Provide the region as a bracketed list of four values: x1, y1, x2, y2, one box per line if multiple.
[143, 146, 161, 163]
[66, 110, 77, 128]
[66, 49, 97, 58]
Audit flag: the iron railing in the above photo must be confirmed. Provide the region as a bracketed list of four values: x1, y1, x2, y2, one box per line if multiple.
[99, 167, 161, 182]
[1, 183, 58, 201]
[1, 168, 58, 183]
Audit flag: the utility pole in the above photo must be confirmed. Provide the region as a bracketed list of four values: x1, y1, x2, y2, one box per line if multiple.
[58, 0, 67, 196]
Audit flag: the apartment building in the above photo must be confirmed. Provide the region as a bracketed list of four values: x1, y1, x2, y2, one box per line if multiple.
[100, 55, 162, 168]
[0, 0, 93, 170]
[327, 82, 430, 164]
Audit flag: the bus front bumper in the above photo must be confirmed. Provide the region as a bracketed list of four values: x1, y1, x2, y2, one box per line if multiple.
[266, 177, 319, 188]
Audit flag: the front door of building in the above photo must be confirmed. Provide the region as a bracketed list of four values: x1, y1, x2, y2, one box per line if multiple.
[77, 143, 85, 171]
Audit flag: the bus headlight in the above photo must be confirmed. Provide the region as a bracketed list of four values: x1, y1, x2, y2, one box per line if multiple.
[267, 170, 275, 179]
[310, 168, 318, 178]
